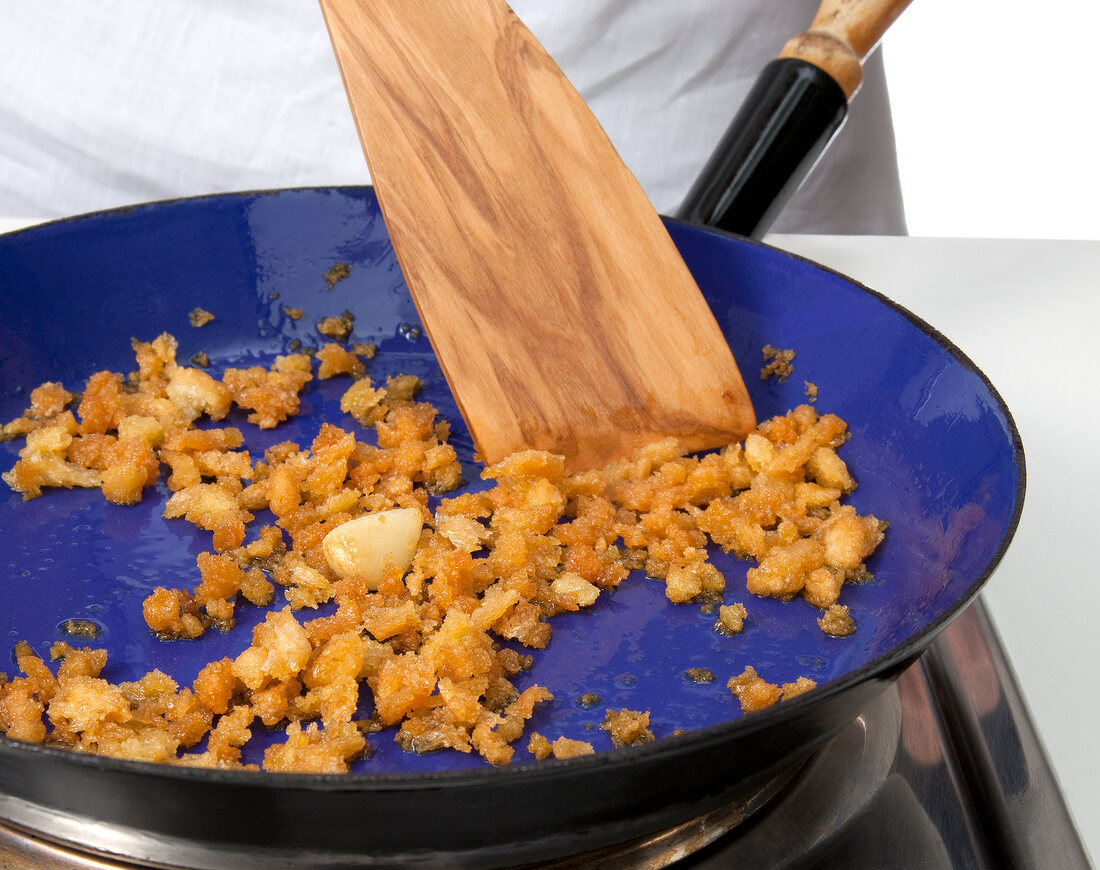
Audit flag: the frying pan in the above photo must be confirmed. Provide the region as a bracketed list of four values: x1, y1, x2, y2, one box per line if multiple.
[0, 183, 1023, 866]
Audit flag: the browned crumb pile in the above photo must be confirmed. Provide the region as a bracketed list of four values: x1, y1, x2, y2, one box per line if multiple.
[189, 307, 215, 328]
[600, 708, 654, 748]
[761, 345, 795, 382]
[527, 732, 593, 760]
[727, 666, 817, 713]
[715, 602, 748, 635]
[818, 603, 856, 637]
[317, 311, 355, 342]
[351, 342, 377, 360]
[323, 262, 352, 290]
[525, 708, 651, 760]
[1, 334, 885, 770]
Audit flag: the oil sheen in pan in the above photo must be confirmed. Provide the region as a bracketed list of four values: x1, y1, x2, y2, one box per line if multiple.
[0, 187, 1023, 866]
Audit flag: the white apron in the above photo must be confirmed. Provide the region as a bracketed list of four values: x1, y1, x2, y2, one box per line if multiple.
[0, 0, 905, 233]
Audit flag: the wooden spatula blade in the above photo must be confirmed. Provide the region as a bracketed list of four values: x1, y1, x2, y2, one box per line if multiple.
[320, 0, 755, 470]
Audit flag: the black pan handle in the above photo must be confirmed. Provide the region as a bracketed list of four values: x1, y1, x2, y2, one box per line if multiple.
[677, 0, 913, 239]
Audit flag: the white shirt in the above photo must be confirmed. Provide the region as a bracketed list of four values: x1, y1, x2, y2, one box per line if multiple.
[0, 0, 904, 234]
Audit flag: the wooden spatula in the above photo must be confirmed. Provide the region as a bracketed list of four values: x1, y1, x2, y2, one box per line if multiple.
[318, 0, 756, 472]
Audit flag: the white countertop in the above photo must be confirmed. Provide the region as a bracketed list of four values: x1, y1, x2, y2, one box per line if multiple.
[3, 218, 1097, 861]
[768, 232, 1100, 863]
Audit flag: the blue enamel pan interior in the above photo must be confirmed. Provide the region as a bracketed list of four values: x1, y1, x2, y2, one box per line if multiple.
[0, 186, 1024, 777]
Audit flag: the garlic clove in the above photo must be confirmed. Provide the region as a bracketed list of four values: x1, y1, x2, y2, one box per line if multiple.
[322, 507, 422, 589]
[550, 571, 600, 608]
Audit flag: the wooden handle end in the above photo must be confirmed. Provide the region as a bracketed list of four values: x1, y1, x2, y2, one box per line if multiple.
[781, 0, 913, 99]
[779, 32, 863, 99]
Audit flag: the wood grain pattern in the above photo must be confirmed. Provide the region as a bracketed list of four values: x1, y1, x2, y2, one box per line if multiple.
[319, 0, 755, 471]
[780, 0, 913, 98]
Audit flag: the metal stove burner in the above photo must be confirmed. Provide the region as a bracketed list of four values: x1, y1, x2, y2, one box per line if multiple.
[1, 818, 142, 870]
[674, 601, 1092, 869]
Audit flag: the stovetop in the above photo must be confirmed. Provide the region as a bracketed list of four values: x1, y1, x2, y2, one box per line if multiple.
[1, 598, 1090, 870]
[675, 598, 1092, 869]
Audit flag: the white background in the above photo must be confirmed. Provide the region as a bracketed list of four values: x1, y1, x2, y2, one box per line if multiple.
[823, 3, 1100, 859]
[771, 232, 1100, 866]
[883, 1, 1100, 240]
